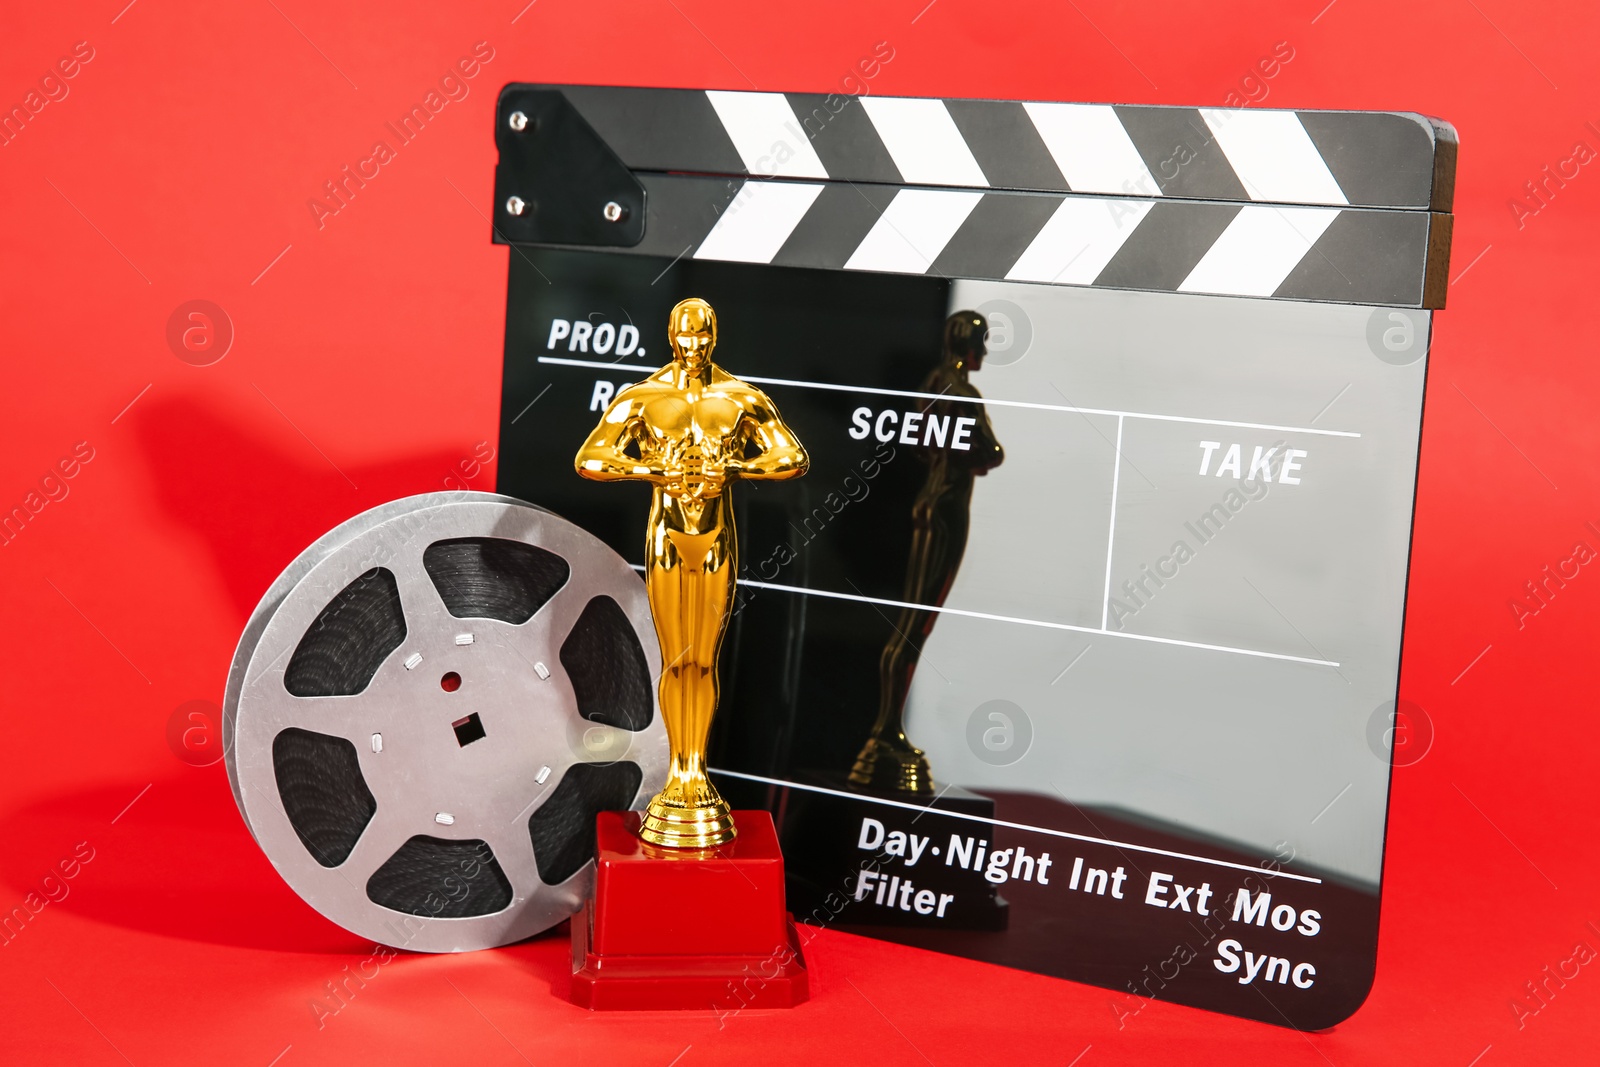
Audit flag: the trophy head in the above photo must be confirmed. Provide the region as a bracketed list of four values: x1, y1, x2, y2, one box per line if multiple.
[945, 310, 988, 371]
[668, 298, 717, 369]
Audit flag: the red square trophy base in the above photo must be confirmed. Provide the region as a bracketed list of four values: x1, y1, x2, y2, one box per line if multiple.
[570, 810, 810, 1011]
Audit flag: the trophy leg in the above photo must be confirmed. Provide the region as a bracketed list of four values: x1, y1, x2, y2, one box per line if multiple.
[849, 487, 962, 795]
[849, 604, 938, 794]
[639, 521, 738, 848]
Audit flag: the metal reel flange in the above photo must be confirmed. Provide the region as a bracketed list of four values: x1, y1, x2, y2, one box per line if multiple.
[227, 493, 667, 952]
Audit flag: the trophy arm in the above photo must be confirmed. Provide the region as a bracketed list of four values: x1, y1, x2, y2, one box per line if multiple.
[939, 379, 1004, 476]
[722, 391, 809, 482]
[574, 403, 670, 484]
[969, 409, 1005, 475]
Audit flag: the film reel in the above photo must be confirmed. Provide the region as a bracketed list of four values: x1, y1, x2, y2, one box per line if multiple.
[224, 492, 667, 952]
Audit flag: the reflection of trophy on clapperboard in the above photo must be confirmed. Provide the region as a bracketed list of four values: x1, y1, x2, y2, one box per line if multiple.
[852, 310, 1005, 794]
[781, 311, 1012, 930]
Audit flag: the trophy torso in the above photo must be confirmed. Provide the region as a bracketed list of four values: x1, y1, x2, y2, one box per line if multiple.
[631, 367, 752, 542]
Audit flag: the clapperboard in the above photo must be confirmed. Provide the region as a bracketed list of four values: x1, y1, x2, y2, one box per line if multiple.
[490, 84, 1455, 1029]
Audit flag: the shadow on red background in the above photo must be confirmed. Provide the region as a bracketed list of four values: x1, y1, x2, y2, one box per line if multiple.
[0, 771, 357, 955]
[127, 394, 482, 621]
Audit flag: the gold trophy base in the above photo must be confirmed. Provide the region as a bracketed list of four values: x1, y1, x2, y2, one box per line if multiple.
[848, 737, 936, 795]
[637, 794, 738, 849]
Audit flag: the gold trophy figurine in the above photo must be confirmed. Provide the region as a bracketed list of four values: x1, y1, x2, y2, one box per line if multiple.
[575, 298, 809, 849]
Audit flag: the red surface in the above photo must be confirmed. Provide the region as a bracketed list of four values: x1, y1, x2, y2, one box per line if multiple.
[0, 1, 1595, 1063]
[572, 811, 807, 1010]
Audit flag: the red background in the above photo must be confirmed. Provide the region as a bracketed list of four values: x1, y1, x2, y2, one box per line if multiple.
[1, 0, 1595, 1063]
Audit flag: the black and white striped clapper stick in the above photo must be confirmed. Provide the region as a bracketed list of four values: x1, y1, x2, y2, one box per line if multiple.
[492, 86, 1456, 308]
